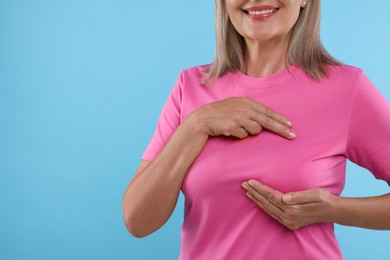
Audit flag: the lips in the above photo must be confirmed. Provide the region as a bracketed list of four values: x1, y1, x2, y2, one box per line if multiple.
[242, 5, 279, 20]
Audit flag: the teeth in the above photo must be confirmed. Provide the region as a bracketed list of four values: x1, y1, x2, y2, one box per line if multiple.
[248, 9, 276, 15]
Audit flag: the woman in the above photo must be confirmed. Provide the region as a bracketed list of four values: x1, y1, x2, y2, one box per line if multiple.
[123, 0, 390, 259]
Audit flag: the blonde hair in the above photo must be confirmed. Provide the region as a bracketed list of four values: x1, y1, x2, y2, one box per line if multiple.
[203, 0, 340, 85]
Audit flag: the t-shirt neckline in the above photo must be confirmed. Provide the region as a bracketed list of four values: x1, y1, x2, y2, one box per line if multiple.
[227, 65, 299, 89]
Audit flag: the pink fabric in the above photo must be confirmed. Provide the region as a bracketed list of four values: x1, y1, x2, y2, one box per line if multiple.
[142, 64, 390, 259]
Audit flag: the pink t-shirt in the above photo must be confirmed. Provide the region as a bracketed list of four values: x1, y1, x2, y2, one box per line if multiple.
[142, 64, 390, 259]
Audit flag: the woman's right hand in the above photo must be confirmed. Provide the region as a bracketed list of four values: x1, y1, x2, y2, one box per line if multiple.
[190, 97, 296, 140]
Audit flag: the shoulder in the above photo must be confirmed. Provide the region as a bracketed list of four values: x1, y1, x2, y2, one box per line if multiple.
[325, 64, 364, 83]
[168, 64, 212, 98]
[178, 63, 211, 81]
[170, 64, 212, 93]
[317, 64, 378, 106]
[310, 64, 365, 94]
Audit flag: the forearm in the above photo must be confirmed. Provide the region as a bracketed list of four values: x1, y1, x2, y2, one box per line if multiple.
[331, 193, 390, 230]
[123, 115, 208, 237]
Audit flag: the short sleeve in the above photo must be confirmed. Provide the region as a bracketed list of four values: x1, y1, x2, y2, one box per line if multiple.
[141, 72, 183, 161]
[346, 72, 390, 181]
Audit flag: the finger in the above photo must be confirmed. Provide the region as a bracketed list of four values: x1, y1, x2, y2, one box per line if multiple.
[230, 127, 249, 139]
[282, 189, 324, 205]
[250, 113, 296, 140]
[263, 107, 293, 128]
[241, 120, 263, 135]
[246, 192, 284, 223]
[247, 190, 284, 216]
[249, 101, 293, 128]
[244, 180, 285, 211]
[248, 180, 283, 201]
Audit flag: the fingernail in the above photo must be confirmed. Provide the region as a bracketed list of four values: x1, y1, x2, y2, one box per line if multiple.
[286, 120, 293, 127]
[288, 131, 296, 139]
[242, 182, 248, 189]
[283, 194, 292, 202]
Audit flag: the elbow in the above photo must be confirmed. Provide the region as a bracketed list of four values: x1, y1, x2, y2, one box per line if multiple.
[123, 207, 153, 238]
[125, 220, 148, 238]
[123, 217, 148, 238]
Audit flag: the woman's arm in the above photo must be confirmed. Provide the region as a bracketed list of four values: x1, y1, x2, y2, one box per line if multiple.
[123, 97, 295, 237]
[332, 193, 390, 230]
[123, 118, 209, 238]
[242, 180, 390, 230]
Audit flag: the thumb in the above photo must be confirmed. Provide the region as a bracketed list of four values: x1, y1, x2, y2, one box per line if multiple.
[282, 189, 323, 205]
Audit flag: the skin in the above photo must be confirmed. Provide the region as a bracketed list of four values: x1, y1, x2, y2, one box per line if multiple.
[123, 0, 390, 237]
[242, 180, 390, 230]
[225, 0, 304, 77]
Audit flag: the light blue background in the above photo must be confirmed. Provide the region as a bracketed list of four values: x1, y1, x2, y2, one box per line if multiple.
[1, 1, 389, 259]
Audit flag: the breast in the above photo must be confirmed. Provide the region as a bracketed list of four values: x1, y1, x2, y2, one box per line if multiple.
[182, 129, 346, 203]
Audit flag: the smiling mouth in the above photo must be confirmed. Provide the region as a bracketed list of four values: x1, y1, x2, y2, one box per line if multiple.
[243, 8, 279, 15]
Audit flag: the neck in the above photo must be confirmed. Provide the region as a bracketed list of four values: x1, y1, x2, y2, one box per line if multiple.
[243, 38, 289, 78]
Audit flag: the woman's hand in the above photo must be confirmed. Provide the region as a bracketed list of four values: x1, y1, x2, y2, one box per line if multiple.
[242, 180, 336, 230]
[189, 97, 296, 140]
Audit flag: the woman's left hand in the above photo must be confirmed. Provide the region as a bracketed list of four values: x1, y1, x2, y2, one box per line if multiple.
[242, 180, 337, 230]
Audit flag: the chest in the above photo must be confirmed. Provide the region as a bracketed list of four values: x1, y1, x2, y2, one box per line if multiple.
[181, 83, 351, 200]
